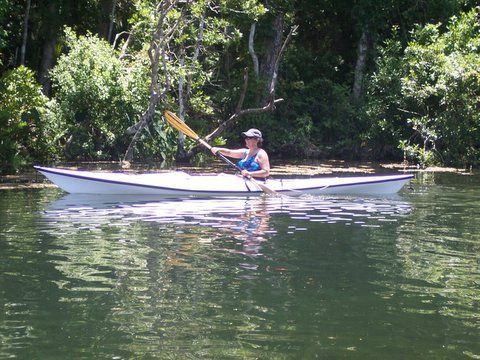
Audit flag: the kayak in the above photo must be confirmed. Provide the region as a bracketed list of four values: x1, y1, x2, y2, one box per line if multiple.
[34, 166, 414, 196]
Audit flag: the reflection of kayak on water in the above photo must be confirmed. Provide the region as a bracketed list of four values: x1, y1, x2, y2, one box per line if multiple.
[35, 166, 414, 196]
[44, 194, 274, 233]
[45, 194, 272, 218]
[44, 194, 276, 259]
[42, 194, 412, 262]
[43, 193, 412, 230]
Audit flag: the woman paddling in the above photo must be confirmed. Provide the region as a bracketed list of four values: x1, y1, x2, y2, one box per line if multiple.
[211, 128, 270, 179]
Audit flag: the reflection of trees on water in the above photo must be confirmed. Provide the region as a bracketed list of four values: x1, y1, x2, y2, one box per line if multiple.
[38, 195, 280, 349]
[1, 191, 62, 357]
[365, 176, 480, 354]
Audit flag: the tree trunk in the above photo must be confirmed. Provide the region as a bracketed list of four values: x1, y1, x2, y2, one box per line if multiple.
[38, 37, 57, 96]
[37, 2, 58, 95]
[187, 25, 298, 158]
[124, 97, 160, 161]
[259, 14, 284, 104]
[98, 0, 114, 40]
[20, 0, 31, 65]
[248, 22, 259, 78]
[124, 0, 179, 162]
[107, 0, 117, 43]
[177, 15, 205, 161]
[186, 14, 204, 96]
[177, 49, 187, 160]
[119, 32, 132, 59]
[352, 28, 369, 106]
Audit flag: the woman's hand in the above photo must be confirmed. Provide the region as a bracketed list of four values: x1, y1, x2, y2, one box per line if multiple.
[241, 169, 251, 178]
[211, 147, 218, 155]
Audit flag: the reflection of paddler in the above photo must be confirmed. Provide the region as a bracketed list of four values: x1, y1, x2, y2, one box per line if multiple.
[244, 214, 263, 233]
[234, 200, 271, 257]
[241, 209, 270, 236]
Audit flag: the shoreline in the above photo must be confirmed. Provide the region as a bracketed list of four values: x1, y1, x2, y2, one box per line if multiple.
[0, 160, 473, 191]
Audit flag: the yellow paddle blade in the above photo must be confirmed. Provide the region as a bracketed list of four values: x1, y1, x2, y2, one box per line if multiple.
[164, 111, 199, 141]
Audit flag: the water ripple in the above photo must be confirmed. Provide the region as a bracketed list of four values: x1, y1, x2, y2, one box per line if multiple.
[2, 176, 480, 358]
[41, 194, 412, 234]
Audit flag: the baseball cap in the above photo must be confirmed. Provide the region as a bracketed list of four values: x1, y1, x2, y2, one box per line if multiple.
[241, 128, 262, 138]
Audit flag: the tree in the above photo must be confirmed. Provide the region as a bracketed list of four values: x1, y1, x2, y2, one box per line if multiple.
[0, 0, 23, 68]
[0, 66, 53, 173]
[47, 29, 154, 161]
[123, 0, 294, 162]
[366, 7, 480, 167]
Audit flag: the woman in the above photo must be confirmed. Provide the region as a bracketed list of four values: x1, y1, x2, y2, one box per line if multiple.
[210, 128, 270, 179]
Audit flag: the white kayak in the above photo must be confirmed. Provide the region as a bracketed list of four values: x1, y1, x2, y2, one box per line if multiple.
[34, 166, 414, 196]
[35, 166, 413, 196]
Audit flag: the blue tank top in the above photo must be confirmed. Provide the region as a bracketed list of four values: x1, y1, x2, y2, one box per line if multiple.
[237, 152, 261, 171]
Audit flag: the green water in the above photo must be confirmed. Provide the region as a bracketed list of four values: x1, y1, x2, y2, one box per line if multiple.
[1, 172, 479, 359]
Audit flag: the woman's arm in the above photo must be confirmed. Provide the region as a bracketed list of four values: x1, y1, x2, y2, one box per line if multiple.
[210, 147, 245, 159]
[241, 149, 270, 178]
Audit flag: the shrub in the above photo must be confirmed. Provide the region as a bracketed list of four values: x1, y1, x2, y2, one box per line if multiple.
[0, 66, 55, 173]
[365, 8, 480, 167]
[48, 28, 173, 161]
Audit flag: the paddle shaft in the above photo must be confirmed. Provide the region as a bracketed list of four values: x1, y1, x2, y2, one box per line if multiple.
[197, 139, 242, 171]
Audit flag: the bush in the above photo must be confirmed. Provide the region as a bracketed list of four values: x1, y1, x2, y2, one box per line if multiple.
[48, 28, 172, 161]
[0, 66, 55, 173]
[365, 8, 480, 167]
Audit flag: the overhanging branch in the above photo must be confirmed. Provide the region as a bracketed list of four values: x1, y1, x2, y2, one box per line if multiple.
[186, 24, 297, 156]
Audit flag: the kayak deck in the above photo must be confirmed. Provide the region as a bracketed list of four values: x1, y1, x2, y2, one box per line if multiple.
[34, 166, 414, 196]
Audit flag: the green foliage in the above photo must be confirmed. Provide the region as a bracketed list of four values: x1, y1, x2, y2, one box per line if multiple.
[48, 28, 165, 160]
[0, 66, 56, 173]
[264, 45, 356, 157]
[0, 0, 23, 68]
[1, 0, 479, 169]
[364, 32, 411, 158]
[365, 7, 480, 167]
[133, 113, 179, 162]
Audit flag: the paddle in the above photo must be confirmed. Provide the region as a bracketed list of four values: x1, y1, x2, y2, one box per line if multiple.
[163, 110, 277, 195]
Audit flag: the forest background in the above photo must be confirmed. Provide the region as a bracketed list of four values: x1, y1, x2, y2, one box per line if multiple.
[0, 0, 479, 174]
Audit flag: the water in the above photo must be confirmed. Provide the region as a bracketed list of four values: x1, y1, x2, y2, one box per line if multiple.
[1, 172, 479, 358]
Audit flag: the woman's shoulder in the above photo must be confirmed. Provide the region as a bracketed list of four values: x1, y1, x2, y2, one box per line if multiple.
[258, 148, 268, 156]
[256, 148, 269, 161]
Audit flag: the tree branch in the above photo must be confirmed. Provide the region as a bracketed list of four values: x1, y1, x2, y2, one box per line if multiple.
[267, 24, 298, 102]
[123, 0, 181, 161]
[248, 22, 259, 77]
[186, 23, 297, 156]
[113, 31, 128, 49]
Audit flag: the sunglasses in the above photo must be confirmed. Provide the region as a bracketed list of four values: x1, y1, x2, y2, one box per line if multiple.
[245, 136, 257, 140]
